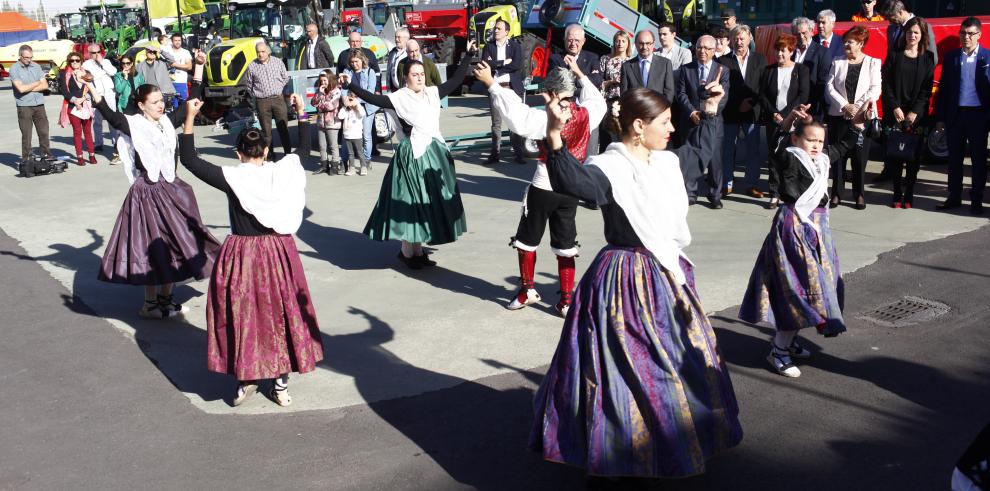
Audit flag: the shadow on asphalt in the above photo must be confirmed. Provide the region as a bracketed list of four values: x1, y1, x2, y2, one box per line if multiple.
[0, 227, 230, 402]
[318, 306, 587, 490]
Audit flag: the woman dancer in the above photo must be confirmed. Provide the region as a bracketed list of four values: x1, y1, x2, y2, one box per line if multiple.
[342, 41, 477, 269]
[180, 96, 324, 407]
[59, 52, 97, 166]
[739, 103, 865, 378]
[531, 87, 742, 478]
[88, 62, 220, 319]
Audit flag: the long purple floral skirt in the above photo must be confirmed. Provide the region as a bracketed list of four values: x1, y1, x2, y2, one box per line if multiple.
[98, 174, 220, 285]
[531, 246, 743, 478]
[206, 234, 325, 381]
[738, 205, 846, 336]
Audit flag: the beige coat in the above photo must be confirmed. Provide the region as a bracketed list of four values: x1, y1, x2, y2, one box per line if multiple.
[826, 55, 882, 117]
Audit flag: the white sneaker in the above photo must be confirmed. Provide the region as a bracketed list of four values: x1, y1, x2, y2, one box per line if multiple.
[233, 382, 258, 406]
[269, 385, 292, 407]
[344, 169, 355, 176]
[768, 351, 801, 378]
[358, 168, 367, 176]
[507, 288, 541, 310]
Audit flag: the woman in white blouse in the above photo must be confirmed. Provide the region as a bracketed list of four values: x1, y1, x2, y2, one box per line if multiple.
[759, 33, 809, 208]
[825, 25, 881, 210]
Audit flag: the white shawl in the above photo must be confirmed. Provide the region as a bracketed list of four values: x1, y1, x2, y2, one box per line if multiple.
[588, 143, 693, 285]
[116, 114, 177, 184]
[387, 86, 445, 158]
[221, 154, 306, 235]
[785, 146, 831, 232]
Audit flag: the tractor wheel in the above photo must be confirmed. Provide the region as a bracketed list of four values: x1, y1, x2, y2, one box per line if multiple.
[519, 32, 543, 81]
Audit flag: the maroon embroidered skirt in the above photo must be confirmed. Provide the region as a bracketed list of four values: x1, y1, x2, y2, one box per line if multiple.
[98, 174, 220, 285]
[206, 233, 325, 381]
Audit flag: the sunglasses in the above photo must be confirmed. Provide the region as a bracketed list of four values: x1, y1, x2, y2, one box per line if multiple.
[69, 59, 81, 63]
[89, 51, 100, 54]
[122, 61, 133, 65]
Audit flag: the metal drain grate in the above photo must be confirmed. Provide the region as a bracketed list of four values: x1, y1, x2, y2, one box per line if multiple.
[858, 296, 950, 328]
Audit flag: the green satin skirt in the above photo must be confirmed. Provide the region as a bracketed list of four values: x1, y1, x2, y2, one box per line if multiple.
[363, 138, 467, 245]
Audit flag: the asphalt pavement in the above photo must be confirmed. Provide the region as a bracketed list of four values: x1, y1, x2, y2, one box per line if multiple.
[0, 82, 988, 489]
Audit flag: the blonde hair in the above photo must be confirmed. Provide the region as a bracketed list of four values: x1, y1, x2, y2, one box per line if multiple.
[612, 31, 633, 58]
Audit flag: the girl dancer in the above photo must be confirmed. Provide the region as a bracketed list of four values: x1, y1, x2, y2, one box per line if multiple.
[531, 88, 742, 478]
[342, 41, 477, 269]
[180, 96, 324, 407]
[739, 103, 865, 378]
[88, 66, 220, 319]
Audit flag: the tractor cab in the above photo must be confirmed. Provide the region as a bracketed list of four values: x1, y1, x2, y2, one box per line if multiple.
[228, 0, 312, 61]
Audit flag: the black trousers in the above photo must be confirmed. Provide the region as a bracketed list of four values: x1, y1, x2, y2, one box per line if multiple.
[513, 186, 578, 252]
[828, 116, 871, 200]
[255, 95, 291, 156]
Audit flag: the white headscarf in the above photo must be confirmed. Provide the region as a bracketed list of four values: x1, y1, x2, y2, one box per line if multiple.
[221, 154, 306, 235]
[116, 114, 177, 184]
[785, 146, 831, 232]
[588, 143, 693, 285]
[387, 86, 445, 158]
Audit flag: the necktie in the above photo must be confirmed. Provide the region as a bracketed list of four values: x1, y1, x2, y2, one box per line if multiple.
[641, 58, 649, 85]
[822, 39, 829, 48]
[699, 65, 707, 83]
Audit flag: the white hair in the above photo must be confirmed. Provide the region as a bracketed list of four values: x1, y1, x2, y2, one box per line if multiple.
[396, 27, 410, 38]
[791, 16, 814, 32]
[696, 34, 716, 48]
[564, 23, 585, 39]
[729, 24, 751, 39]
[817, 10, 836, 23]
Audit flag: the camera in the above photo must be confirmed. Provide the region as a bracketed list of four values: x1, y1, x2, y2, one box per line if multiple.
[18, 154, 68, 178]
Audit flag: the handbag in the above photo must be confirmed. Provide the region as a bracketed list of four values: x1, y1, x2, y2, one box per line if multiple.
[864, 115, 882, 139]
[886, 128, 921, 162]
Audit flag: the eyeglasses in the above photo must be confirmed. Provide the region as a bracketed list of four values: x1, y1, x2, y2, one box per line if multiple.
[697, 46, 715, 51]
[961, 30, 981, 37]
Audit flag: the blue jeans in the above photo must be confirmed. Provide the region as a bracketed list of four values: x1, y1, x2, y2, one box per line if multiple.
[721, 122, 766, 190]
[172, 82, 188, 109]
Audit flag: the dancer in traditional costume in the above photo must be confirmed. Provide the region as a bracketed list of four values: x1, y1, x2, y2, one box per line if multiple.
[531, 88, 742, 478]
[179, 96, 324, 407]
[342, 41, 477, 269]
[88, 67, 220, 319]
[739, 103, 865, 378]
[474, 58, 606, 316]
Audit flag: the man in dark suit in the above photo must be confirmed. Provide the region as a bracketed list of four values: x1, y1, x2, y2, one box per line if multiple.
[300, 23, 333, 69]
[935, 17, 990, 215]
[719, 24, 767, 197]
[548, 24, 603, 155]
[620, 29, 675, 101]
[813, 10, 844, 60]
[677, 35, 729, 208]
[385, 28, 409, 92]
[336, 31, 381, 82]
[792, 16, 830, 118]
[481, 19, 525, 164]
[884, 0, 939, 64]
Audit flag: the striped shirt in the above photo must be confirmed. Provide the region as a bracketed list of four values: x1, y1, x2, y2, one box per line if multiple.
[244, 57, 288, 98]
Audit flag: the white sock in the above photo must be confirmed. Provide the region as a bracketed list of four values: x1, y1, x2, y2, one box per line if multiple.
[773, 331, 797, 352]
[273, 374, 289, 391]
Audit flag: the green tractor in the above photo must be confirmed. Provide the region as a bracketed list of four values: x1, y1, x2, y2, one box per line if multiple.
[164, 1, 231, 36]
[82, 5, 148, 57]
[55, 12, 97, 43]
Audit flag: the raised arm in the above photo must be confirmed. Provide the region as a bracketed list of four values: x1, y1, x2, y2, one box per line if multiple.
[346, 78, 394, 109]
[545, 94, 611, 206]
[438, 43, 477, 99]
[179, 99, 232, 192]
[87, 81, 131, 134]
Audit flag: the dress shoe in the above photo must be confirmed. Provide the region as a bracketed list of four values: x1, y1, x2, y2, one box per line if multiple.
[892, 201, 902, 209]
[709, 198, 723, 209]
[76, 155, 86, 166]
[854, 196, 866, 210]
[829, 197, 840, 209]
[688, 196, 698, 206]
[903, 201, 912, 209]
[747, 186, 764, 199]
[971, 202, 985, 216]
[936, 200, 962, 210]
[483, 154, 500, 165]
[89, 155, 98, 165]
[768, 197, 780, 209]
